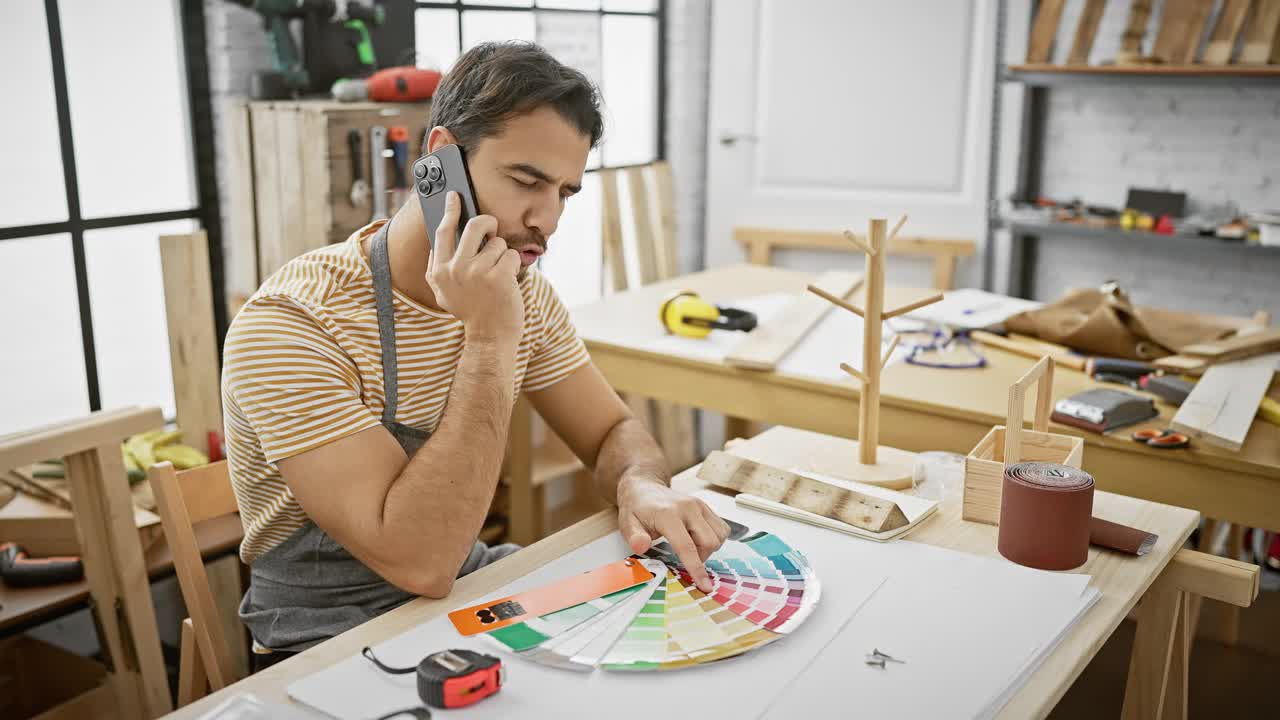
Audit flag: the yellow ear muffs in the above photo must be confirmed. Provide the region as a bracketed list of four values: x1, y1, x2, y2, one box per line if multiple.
[660, 291, 758, 339]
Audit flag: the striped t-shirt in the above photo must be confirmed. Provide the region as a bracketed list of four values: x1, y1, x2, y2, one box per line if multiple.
[221, 221, 590, 563]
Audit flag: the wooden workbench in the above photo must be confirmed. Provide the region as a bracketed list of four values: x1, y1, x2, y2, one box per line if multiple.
[571, 264, 1280, 534]
[163, 426, 1254, 719]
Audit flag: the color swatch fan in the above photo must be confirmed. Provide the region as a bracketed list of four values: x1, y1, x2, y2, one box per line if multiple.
[456, 520, 821, 673]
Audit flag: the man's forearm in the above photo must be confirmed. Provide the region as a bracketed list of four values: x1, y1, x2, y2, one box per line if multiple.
[593, 416, 670, 503]
[380, 336, 516, 594]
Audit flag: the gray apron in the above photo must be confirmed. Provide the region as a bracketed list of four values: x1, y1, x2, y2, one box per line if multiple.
[240, 221, 520, 652]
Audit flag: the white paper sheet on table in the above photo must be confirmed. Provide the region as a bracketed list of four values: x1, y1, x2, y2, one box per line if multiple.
[905, 288, 1042, 330]
[600, 291, 906, 381]
[287, 491, 1099, 720]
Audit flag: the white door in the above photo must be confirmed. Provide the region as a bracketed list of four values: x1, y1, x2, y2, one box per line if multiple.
[704, 0, 999, 286]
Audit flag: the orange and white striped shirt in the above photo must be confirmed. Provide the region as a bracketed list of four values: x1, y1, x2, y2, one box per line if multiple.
[222, 222, 590, 563]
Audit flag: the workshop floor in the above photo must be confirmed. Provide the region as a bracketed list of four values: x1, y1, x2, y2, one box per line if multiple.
[1051, 579, 1280, 719]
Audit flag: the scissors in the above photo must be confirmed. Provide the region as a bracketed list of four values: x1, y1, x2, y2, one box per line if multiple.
[1131, 428, 1190, 449]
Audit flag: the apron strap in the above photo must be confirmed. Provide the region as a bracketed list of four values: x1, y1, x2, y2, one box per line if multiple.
[370, 222, 399, 426]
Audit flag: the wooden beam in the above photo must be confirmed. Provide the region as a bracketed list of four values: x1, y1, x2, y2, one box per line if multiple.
[1203, 0, 1254, 65]
[1162, 548, 1259, 608]
[725, 271, 862, 371]
[0, 408, 162, 473]
[625, 166, 660, 286]
[1067, 0, 1107, 64]
[599, 169, 627, 292]
[734, 227, 976, 259]
[1170, 353, 1278, 451]
[1152, 0, 1214, 64]
[1241, 0, 1280, 63]
[1026, 0, 1067, 63]
[1122, 580, 1185, 720]
[1118, 0, 1156, 63]
[160, 232, 223, 454]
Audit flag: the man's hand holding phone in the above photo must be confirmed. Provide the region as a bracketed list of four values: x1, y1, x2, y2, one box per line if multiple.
[426, 191, 525, 348]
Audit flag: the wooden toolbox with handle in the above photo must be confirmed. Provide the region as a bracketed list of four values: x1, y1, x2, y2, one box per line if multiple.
[963, 356, 1084, 525]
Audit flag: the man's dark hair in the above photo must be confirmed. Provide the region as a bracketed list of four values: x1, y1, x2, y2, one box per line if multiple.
[429, 42, 604, 151]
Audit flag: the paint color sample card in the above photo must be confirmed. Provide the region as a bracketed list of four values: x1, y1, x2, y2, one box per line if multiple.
[449, 557, 654, 636]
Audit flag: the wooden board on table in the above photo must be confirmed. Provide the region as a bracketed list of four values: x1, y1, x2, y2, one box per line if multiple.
[160, 231, 223, 454]
[1203, 0, 1255, 65]
[1026, 0, 1067, 63]
[696, 451, 909, 533]
[1182, 327, 1280, 360]
[724, 271, 862, 371]
[1171, 353, 1279, 451]
[1067, 0, 1107, 64]
[1152, 0, 1214, 64]
[1242, 0, 1280, 63]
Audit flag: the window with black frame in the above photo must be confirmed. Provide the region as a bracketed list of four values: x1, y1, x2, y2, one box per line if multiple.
[413, 0, 665, 307]
[0, 1, 219, 436]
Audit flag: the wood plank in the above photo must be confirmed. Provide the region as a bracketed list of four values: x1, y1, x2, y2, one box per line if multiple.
[1067, 0, 1107, 64]
[599, 169, 627, 293]
[274, 106, 305, 272]
[651, 161, 679, 278]
[1181, 326, 1280, 360]
[298, 108, 330, 257]
[249, 103, 283, 282]
[725, 271, 862, 371]
[0, 408, 162, 473]
[1203, 0, 1254, 65]
[734, 227, 976, 258]
[1171, 353, 1278, 451]
[970, 330, 1089, 371]
[1241, 0, 1280, 62]
[696, 451, 909, 532]
[66, 446, 172, 717]
[205, 554, 249, 680]
[224, 99, 259, 295]
[1118, 0, 1156, 62]
[1152, 0, 1214, 64]
[1009, 61, 1280, 75]
[625, 166, 660, 285]
[177, 618, 207, 707]
[1026, 0, 1067, 63]
[159, 232, 223, 454]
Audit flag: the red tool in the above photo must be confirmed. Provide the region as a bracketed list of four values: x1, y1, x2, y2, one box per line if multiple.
[366, 66, 442, 102]
[0, 542, 84, 587]
[1131, 428, 1190, 449]
[362, 647, 503, 709]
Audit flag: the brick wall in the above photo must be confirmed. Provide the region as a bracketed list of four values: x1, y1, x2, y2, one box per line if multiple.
[1021, 0, 1280, 319]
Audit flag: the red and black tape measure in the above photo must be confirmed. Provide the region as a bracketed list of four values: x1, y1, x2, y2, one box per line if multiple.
[363, 646, 504, 710]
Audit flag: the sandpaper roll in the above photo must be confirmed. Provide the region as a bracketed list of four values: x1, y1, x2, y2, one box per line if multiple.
[998, 462, 1094, 571]
[1090, 516, 1157, 556]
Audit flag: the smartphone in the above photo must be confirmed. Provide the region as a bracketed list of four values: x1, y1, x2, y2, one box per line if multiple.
[413, 143, 480, 252]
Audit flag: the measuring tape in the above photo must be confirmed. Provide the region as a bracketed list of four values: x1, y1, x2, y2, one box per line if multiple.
[363, 647, 504, 710]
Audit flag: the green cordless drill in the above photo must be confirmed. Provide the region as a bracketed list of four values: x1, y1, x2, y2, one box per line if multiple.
[229, 0, 383, 99]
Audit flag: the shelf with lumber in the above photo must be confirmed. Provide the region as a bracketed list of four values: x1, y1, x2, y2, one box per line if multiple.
[1005, 63, 1280, 87]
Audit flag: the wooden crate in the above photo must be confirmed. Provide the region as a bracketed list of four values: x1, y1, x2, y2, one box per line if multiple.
[963, 356, 1084, 525]
[227, 99, 432, 289]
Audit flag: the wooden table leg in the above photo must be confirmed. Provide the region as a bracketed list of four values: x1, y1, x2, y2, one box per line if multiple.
[66, 445, 173, 718]
[506, 397, 542, 546]
[1121, 580, 1185, 720]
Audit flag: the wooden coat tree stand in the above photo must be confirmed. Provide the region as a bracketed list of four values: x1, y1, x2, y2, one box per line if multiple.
[807, 216, 943, 489]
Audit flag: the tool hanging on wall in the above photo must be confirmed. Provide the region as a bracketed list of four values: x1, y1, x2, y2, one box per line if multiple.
[388, 126, 411, 208]
[348, 129, 369, 207]
[370, 125, 388, 221]
[659, 291, 757, 339]
[332, 66, 443, 102]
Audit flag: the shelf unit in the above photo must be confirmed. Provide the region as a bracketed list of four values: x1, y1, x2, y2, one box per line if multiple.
[987, 1, 1280, 297]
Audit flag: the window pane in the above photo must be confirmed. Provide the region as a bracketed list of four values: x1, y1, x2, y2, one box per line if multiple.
[601, 16, 657, 166]
[538, 0, 600, 9]
[0, 235, 90, 435]
[462, 10, 536, 49]
[536, 10, 602, 83]
[61, 0, 196, 219]
[465, 0, 534, 6]
[0, 3, 68, 227]
[85, 219, 199, 419]
[416, 8, 460, 71]
[538, 173, 602, 307]
[603, 0, 657, 11]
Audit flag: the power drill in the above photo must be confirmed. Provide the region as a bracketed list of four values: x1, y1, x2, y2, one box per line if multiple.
[0, 542, 84, 587]
[229, 0, 384, 99]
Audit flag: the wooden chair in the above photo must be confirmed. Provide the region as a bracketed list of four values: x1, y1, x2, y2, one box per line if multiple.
[734, 227, 977, 291]
[148, 460, 245, 706]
